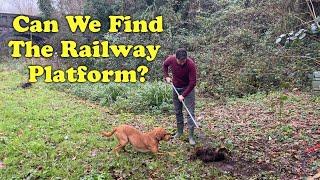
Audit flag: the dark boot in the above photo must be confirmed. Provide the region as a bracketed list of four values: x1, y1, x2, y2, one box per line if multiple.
[173, 123, 183, 139]
[189, 128, 196, 145]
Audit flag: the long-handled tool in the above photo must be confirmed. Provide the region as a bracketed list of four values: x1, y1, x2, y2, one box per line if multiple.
[171, 83, 199, 128]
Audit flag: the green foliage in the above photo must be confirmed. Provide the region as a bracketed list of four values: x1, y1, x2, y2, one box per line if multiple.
[35, 0, 320, 99]
[145, 0, 155, 6]
[269, 124, 295, 142]
[1, 70, 231, 179]
[84, 0, 120, 32]
[1, 64, 319, 178]
[52, 82, 173, 114]
[113, 82, 173, 114]
[37, 0, 54, 18]
[197, 0, 320, 97]
[279, 94, 288, 118]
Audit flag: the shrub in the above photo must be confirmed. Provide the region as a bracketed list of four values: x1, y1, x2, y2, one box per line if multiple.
[51, 82, 173, 114]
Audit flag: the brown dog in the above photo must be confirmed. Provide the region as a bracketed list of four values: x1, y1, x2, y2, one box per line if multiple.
[102, 125, 172, 155]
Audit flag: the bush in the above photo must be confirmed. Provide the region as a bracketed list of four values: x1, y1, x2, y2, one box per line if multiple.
[113, 82, 173, 114]
[40, 0, 319, 100]
[51, 82, 173, 114]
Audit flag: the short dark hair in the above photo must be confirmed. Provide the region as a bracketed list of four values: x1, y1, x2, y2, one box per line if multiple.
[176, 48, 187, 60]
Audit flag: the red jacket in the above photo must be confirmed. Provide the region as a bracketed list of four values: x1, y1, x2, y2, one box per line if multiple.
[163, 55, 197, 97]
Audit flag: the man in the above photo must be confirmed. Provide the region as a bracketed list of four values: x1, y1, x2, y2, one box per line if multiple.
[163, 48, 197, 145]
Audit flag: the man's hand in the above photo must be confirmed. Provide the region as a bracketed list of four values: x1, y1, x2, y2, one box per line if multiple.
[178, 95, 184, 102]
[165, 77, 172, 84]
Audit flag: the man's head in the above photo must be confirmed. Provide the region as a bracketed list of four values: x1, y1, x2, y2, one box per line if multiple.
[175, 48, 187, 65]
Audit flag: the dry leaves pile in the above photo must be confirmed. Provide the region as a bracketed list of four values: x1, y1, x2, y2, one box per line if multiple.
[196, 92, 319, 179]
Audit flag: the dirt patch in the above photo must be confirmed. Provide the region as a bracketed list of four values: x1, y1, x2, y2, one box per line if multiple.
[222, 157, 275, 178]
[190, 147, 228, 163]
[190, 147, 275, 178]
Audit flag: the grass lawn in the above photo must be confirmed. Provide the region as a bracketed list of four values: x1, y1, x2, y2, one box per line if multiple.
[0, 64, 319, 179]
[0, 68, 228, 179]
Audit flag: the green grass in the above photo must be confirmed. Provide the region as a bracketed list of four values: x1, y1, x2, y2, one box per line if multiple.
[0, 69, 231, 179]
[1, 63, 319, 179]
[0, 70, 107, 178]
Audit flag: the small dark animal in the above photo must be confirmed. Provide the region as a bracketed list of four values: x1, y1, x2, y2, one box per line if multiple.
[190, 147, 229, 163]
[21, 82, 32, 89]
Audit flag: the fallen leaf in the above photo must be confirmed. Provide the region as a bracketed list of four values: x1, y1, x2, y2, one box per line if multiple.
[17, 129, 23, 137]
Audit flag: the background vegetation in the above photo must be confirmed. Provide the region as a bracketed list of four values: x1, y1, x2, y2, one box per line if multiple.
[32, 0, 320, 113]
[0, 0, 319, 179]
[0, 60, 319, 179]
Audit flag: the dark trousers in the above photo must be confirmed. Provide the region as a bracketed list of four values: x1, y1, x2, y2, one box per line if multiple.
[173, 87, 195, 130]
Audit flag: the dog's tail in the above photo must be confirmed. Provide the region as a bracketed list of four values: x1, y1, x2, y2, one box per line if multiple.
[101, 128, 116, 137]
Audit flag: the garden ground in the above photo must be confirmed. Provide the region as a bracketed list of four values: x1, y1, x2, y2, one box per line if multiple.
[0, 65, 319, 179]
